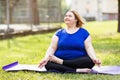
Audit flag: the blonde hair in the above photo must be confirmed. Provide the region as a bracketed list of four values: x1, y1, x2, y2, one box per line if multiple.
[70, 10, 85, 27]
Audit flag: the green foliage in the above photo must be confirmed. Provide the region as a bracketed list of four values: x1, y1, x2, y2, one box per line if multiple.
[0, 20, 120, 80]
[61, 0, 70, 20]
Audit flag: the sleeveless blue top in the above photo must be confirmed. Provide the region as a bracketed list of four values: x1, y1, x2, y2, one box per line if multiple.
[54, 28, 89, 60]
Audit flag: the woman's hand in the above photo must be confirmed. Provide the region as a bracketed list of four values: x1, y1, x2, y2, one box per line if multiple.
[38, 59, 48, 68]
[93, 58, 101, 67]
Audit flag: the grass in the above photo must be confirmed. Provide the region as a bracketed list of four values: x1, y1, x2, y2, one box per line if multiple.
[0, 20, 120, 80]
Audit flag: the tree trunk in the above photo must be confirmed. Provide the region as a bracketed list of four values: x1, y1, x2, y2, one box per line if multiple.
[3, 0, 7, 23]
[31, 0, 40, 25]
[9, 0, 19, 24]
[9, 0, 13, 24]
[118, 0, 120, 32]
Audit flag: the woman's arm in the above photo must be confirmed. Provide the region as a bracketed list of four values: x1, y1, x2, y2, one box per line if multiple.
[38, 35, 59, 68]
[84, 35, 101, 66]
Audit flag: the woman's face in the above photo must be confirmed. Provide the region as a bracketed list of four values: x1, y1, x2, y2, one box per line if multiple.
[64, 11, 77, 25]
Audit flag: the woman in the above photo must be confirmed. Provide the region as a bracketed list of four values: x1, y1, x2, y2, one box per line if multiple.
[38, 10, 101, 73]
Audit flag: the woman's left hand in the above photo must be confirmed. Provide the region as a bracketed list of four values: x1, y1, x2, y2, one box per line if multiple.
[93, 58, 101, 67]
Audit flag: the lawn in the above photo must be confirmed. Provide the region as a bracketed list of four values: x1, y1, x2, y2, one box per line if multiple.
[0, 20, 120, 80]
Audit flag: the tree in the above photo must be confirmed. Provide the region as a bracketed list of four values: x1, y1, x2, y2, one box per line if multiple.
[3, 0, 39, 25]
[118, 0, 120, 32]
[3, 0, 19, 24]
[61, 0, 69, 20]
[1, 0, 6, 23]
[9, 0, 20, 24]
[30, 0, 40, 25]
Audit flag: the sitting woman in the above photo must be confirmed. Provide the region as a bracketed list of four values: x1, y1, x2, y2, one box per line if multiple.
[38, 10, 101, 73]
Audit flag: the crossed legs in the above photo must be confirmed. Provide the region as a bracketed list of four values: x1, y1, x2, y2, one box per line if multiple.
[45, 55, 95, 73]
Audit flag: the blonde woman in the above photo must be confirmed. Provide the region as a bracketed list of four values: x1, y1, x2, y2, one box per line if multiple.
[38, 10, 101, 73]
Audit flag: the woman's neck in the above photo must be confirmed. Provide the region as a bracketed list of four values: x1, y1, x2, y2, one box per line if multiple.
[66, 24, 77, 30]
[66, 24, 80, 34]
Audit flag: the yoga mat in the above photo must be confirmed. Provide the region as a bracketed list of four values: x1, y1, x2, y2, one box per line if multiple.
[2, 61, 47, 72]
[92, 66, 120, 75]
[2, 61, 120, 75]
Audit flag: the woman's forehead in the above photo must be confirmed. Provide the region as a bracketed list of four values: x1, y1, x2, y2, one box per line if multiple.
[66, 11, 74, 15]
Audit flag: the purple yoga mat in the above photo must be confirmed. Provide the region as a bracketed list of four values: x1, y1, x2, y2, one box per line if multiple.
[2, 61, 47, 72]
[92, 66, 120, 75]
[2, 61, 120, 75]
[2, 61, 18, 70]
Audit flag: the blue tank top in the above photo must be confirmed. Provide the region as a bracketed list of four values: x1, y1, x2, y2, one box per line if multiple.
[54, 28, 89, 60]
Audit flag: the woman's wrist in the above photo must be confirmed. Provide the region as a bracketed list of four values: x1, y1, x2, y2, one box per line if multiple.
[44, 56, 50, 61]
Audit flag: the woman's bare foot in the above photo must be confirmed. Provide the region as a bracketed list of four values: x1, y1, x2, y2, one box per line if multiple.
[49, 55, 63, 64]
[76, 68, 91, 73]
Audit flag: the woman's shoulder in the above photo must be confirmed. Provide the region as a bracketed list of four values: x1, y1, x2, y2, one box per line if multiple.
[80, 27, 88, 31]
[55, 28, 65, 33]
[55, 28, 65, 36]
[56, 28, 64, 32]
[79, 27, 89, 33]
[79, 27, 90, 39]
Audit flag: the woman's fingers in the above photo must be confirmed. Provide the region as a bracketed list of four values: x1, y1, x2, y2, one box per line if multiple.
[93, 59, 101, 67]
[38, 60, 47, 68]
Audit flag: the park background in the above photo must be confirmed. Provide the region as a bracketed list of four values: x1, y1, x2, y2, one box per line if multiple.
[0, 0, 120, 80]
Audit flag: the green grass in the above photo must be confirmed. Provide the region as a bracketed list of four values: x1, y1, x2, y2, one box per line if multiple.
[0, 20, 120, 80]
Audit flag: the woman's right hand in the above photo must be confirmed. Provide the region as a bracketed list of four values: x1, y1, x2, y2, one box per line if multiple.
[38, 59, 48, 68]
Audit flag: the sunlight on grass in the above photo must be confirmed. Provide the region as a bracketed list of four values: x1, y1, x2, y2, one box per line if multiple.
[85, 20, 117, 35]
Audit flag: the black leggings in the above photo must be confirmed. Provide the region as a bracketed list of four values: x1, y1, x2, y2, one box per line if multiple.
[45, 56, 95, 73]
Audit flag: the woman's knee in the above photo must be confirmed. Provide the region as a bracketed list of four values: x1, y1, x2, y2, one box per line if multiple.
[86, 57, 95, 68]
